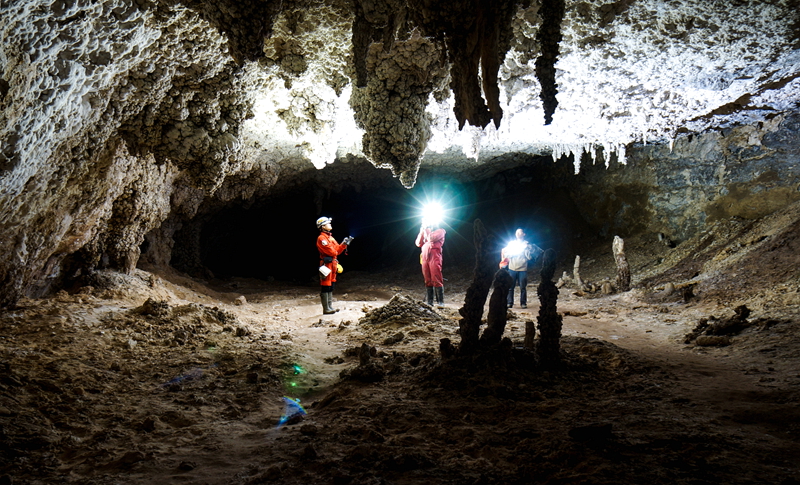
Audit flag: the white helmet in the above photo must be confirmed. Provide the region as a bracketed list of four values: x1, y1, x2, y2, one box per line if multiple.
[316, 216, 332, 229]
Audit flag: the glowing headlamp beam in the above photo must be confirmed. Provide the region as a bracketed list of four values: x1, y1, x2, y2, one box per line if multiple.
[505, 239, 528, 257]
[421, 202, 445, 227]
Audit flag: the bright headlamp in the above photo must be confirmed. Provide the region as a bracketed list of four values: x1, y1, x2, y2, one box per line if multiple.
[505, 239, 527, 257]
[421, 201, 445, 227]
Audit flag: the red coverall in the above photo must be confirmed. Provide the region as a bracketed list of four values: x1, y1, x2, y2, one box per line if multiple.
[317, 231, 348, 287]
[415, 227, 446, 287]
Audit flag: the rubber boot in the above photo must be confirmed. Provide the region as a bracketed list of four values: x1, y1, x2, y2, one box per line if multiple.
[321, 293, 338, 314]
[435, 287, 444, 308]
[425, 287, 434, 306]
[321, 293, 332, 314]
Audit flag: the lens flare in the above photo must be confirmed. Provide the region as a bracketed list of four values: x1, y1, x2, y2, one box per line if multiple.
[505, 239, 528, 257]
[277, 396, 307, 428]
[421, 201, 445, 226]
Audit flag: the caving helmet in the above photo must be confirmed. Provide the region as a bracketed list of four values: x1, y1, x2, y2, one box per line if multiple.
[316, 216, 332, 229]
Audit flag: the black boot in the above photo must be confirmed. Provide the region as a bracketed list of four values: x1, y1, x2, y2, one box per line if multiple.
[425, 287, 434, 306]
[435, 287, 444, 308]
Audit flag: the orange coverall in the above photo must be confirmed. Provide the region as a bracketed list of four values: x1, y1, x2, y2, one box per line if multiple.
[415, 227, 446, 287]
[317, 231, 348, 287]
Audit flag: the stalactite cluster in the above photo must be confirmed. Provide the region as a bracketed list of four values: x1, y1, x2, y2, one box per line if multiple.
[351, 0, 531, 185]
[406, 0, 528, 130]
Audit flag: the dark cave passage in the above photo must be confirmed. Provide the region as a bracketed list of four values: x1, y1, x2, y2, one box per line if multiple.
[197, 157, 596, 283]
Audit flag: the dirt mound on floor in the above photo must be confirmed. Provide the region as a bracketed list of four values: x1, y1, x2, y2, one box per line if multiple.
[358, 294, 446, 327]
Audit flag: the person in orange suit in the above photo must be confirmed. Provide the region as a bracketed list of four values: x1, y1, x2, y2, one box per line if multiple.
[316, 216, 352, 315]
[415, 219, 446, 308]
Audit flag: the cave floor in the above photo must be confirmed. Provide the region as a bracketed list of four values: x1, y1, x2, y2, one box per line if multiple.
[1, 240, 799, 484]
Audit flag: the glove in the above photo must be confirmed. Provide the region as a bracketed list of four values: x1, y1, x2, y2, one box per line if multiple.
[322, 256, 333, 264]
[342, 236, 354, 245]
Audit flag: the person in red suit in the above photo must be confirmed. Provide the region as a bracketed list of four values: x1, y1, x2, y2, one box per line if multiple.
[415, 219, 446, 308]
[316, 216, 352, 314]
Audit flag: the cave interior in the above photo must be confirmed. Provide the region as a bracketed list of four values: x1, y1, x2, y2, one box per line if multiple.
[1, 0, 800, 483]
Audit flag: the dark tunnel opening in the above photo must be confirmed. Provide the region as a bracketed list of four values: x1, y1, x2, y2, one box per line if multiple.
[197, 156, 597, 284]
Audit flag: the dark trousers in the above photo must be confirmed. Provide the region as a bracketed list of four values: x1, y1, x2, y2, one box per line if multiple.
[507, 269, 527, 306]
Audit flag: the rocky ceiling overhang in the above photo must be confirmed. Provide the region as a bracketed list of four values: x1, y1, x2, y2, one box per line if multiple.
[1, 0, 800, 306]
[243, 0, 800, 186]
[4, 0, 799, 188]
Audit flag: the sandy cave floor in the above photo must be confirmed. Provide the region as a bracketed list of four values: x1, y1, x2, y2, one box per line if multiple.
[1, 233, 800, 484]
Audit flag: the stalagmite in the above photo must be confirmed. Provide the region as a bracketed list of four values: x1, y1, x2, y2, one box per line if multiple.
[613, 236, 631, 292]
[536, 248, 562, 369]
[479, 268, 514, 346]
[524, 319, 536, 350]
[573, 255, 584, 291]
[457, 219, 495, 355]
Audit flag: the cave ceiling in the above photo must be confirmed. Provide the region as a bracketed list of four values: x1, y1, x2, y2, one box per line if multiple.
[4, 0, 798, 191]
[237, 0, 800, 185]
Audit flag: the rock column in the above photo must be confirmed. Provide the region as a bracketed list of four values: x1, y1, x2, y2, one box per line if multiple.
[479, 268, 514, 346]
[457, 219, 495, 355]
[536, 248, 562, 369]
[613, 236, 630, 292]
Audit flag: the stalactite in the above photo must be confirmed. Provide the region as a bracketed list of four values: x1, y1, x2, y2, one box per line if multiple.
[535, 0, 565, 125]
[178, 0, 283, 64]
[407, 0, 525, 130]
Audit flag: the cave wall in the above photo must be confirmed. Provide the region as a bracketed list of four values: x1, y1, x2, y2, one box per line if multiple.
[571, 113, 800, 243]
[0, 1, 259, 306]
